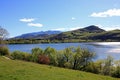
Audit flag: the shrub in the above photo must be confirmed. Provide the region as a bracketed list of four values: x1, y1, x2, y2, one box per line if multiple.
[112, 66, 120, 78]
[57, 51, 65, 67]
[44, 47, 58, 65]
[101, 56, 113, 75]
[64, 62, 73, 69]
[31, 47, 44, 62]
[111, 60, 120, 78]
[0, 46, 10, 56]
[11, 51, 30, 60]
[38, 55, 50, 64]
[85, 62, 99, 74]
[73, 47, 95, 70]
[32, 47, 43, 55]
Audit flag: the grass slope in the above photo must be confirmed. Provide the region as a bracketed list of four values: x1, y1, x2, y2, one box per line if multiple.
[0, 57, 119, 80]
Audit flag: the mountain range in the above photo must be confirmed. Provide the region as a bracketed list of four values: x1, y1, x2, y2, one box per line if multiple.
[49, 25, 120, 42]
[14, 31, 62, 39]
[10, 25, 120, 43]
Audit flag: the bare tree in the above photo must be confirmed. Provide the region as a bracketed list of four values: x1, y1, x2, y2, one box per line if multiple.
[0, 26, 9, 44]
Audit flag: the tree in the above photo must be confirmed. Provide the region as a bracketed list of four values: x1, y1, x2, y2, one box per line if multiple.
[44, 47, 58, 65]
[63, 47, 74, 68]
[0, 26, 9, 44]
[73, 46, 82, 69]
[73, 47, 95, 70]
[31, 47, 44, 62]
[102, 56, 114, 75]
[112, 60, 120, 78]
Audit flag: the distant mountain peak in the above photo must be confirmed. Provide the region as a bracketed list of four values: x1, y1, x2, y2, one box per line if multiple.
[84, 25, 99, 29]
[14, 30, 62, 39]
[79, 25, 105, 33]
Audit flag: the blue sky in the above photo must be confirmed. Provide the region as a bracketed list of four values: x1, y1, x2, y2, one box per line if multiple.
[0, 0, 120, 37]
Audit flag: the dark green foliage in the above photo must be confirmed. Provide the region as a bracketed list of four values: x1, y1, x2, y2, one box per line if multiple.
[63, 47, 74, 68]
[102, 56, 114, 75]
[31, 47, 43, 62]
[112, 66, 120, 78]
[56, 51, 65, 67]
[73, 47, 95, 70]
[11, 51, 30, 60]
[85, 62, 99, 74]
[111, 60, 120, 78]
[0, 46, 10, 56]
[44, 47, 58, 65]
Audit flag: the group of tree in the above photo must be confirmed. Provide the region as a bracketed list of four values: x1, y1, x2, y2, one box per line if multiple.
[0, 46, 120, 78]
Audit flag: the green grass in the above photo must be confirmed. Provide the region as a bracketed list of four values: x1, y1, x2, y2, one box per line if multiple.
[0, 56, 119, 80]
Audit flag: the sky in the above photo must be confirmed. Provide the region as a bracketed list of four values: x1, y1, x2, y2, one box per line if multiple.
[0, 0, 120, 37]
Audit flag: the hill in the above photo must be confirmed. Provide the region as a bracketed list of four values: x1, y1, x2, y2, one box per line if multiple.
[14, 30, 61, 39]
[73, 25, 105, 33]
[0, 56, 119, 80]
[49, 25, 106, 42]
[49, 25, 120, 42]
[88, 30, 120, 41]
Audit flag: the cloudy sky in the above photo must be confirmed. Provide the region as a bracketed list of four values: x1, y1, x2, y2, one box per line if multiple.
[0, 0, 120, 37]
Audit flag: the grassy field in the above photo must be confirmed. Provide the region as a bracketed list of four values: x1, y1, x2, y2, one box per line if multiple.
[0, 56, 119, 80]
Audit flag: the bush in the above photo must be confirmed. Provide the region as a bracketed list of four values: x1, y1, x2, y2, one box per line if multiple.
[64, 62, 73, 69]
[44, 47, 58, 65]
[112, 66, 120, 78]
[11, 51, 30, 60]
[31, 47, 44, 62]
[0, 46, 10, 56]
[38, 55, 50, 64]
[111, 60, 120, 78]
[85, 62, 99, 74]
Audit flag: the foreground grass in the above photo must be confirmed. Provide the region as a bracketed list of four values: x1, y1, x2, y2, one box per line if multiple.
[0, 57, 119, 80]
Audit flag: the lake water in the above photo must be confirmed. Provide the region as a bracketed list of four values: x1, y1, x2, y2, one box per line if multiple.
[7, 42, 120, 60]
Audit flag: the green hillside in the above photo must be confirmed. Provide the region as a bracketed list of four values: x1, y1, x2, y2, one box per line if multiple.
[50, 25, 120, 42]
[0, 56, 119, 80]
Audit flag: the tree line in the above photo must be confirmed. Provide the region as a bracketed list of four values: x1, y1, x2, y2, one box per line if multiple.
[0, 46, 120, 78]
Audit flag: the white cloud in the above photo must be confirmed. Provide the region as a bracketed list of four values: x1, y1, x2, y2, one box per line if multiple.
[72, 17, 76, 20]
[51, 28, 66, 31]
[19, 18, 35, 22]
[69, 27, 81, 30]
[104, 25, 120, 31]
[91, 8, 120, 17]
[95, 24, 103, 28]
[28, 23, 43, 27]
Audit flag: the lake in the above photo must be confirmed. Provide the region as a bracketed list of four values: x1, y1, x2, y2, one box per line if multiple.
[7, 42, 120, 60]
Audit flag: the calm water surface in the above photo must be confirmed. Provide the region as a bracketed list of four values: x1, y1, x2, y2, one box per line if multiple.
[7, 42, 120, 60]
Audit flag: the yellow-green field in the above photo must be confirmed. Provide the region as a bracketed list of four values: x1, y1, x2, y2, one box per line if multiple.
[0, 56, 119, 80]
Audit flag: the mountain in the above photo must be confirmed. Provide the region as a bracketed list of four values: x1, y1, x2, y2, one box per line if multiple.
[80, 25, 105, 32]
[14, 31, 62, 39]
[49, 25, 120, 42]
[73, 25, 105, 33]
[9, 25, 120, 43]
[88, 29, 120, 41]
[49, 25, 106, 41]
